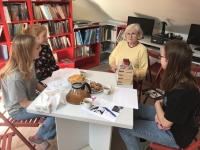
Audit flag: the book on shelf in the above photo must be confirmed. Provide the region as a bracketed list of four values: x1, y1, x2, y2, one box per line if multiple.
[74, 46, 91, 58]
[74, 32, 77, 46]
[111, 29, 116, 42]
[0, 45, 8, 60]
[3, 6, 11, 23]
[32, 3, 69, 20]
[47, 39, 53, 50]
[53, 53, 58, 62]
[0, 25, 3, 37]
[4, 3, 28, 22]
[95, 28, 101, 42]
[49, 36, 71, 50]
[116, 29, 125, 43]
[7, 23, 29, 40]
[77, 30, 83, 45]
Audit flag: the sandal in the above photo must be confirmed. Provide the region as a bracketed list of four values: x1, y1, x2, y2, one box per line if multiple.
[28, 136, 50, 150]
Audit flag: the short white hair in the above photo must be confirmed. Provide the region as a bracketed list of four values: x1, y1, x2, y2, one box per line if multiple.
[123, 23, 143, 40]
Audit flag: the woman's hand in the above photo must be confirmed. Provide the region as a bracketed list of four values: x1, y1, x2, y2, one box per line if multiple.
[155, 114, 171, 130]
[110, 62, 117, 72]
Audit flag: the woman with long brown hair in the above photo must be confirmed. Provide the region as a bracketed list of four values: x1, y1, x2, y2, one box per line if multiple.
[119, 40, 200, 150]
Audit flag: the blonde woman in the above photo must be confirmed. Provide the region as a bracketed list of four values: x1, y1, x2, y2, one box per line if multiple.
[0, 34, 56, 149]
[23, 24, 59, 81]
[109, 23, 148, 81]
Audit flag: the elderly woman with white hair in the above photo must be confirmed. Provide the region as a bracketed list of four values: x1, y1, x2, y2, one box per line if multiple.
[109, 23, 148, 82]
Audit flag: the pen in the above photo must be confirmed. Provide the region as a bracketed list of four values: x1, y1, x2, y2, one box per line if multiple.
[105, 107, 116, 117]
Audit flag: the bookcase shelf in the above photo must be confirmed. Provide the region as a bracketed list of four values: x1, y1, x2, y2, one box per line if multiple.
[100, 22, 126, 64]
[0, 0, 100, 70]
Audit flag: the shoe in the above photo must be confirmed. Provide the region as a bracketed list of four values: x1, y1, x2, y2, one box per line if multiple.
[140, 140, 151, 150]
[38, 117, 46, 125]
[28, 136, 50, 150]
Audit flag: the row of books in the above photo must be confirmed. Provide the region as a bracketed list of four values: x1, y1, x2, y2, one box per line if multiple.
[47, 36, 71, 51]
[116, 29, 125, 43]
[40, 20, 70, 37]
[74, 28, 101, 46]
[0, 45, 8, 60]
[74, 45, 92, 58]
[100, 43, 115, 52]
[101, 28, 116, 42]
[32, 3, 69, 20]
[8, 23, 29, 40]
[3, 3, 28, 23]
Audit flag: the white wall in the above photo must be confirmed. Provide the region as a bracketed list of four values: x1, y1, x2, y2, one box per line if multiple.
[73, 0, 200, 40]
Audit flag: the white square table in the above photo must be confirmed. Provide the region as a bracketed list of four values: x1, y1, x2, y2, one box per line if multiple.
[27, 68, 136, 150]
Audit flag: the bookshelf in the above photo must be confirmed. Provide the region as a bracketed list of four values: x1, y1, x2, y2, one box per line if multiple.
[0, 0, 75, 69]
[0, 0, 10, 68]
[73, 25, 101, 69]
[100, 22, 126, 64]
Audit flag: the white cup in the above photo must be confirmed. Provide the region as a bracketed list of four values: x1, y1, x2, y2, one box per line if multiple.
[80, 98, 92, 109]
[80, 70, 87, 77]
[103, 85, 112, 95]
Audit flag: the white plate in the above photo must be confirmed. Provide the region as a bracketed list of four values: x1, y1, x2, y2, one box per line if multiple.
[91, 90, 103, 94]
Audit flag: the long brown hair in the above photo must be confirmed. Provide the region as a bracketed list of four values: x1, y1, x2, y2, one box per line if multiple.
[0, 34, 36, 80]
[160, 40, 198, 91]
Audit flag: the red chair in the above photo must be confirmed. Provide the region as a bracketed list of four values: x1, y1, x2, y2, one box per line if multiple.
[191, 65, 200, 87]
[146, 50, 162, 84]
[0, 111, 40, 150]
[150, 139, 200, 150]
[0, 132, 15, 150]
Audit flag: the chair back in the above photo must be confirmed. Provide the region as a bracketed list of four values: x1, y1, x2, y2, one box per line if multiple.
[147, 50, 160, 59]
[0, 132, 15, 150]
[0, 111, 36, 150]
[191, 65, 200, 76]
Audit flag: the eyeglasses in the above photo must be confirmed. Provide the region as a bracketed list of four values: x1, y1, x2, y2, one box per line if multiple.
[158, 54, 166, 59]
[126, 33, 137, 37]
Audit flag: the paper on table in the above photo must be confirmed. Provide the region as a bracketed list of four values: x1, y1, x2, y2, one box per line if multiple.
[82, 97, 123, 122]
[42, 68, 80, 90]
[112, 87, 138, 109]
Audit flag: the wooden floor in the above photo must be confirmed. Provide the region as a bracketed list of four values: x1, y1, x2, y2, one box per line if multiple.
[0, 63, 199, 150]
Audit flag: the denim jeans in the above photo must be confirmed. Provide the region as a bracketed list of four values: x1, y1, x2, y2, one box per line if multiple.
[119, 104, 180, 150]
[11, 108, 56, 140]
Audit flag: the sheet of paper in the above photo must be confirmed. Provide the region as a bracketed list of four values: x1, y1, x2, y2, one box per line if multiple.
[42, 68, 80, 90]
[82, 98, 123, 122]
[112, 87, 138, 109]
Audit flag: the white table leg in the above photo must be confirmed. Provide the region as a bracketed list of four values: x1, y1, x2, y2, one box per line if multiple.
[89, 123, 112, 150]
[56, 118, 89, 150]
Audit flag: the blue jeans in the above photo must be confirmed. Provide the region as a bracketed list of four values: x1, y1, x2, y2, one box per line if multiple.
[119, 104, 179, 150]
[11, 108, 56, 140]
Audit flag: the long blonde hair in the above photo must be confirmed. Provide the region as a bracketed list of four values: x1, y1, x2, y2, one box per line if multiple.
[22, 24, 46, 37]
[0, 34, 36, 80]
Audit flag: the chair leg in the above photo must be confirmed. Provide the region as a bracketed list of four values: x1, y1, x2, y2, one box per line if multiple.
[0, 113, 36, 150]
[143, 96, 149, 104]
[138, 83, 142, 103]
[149, 71, 152, 83]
